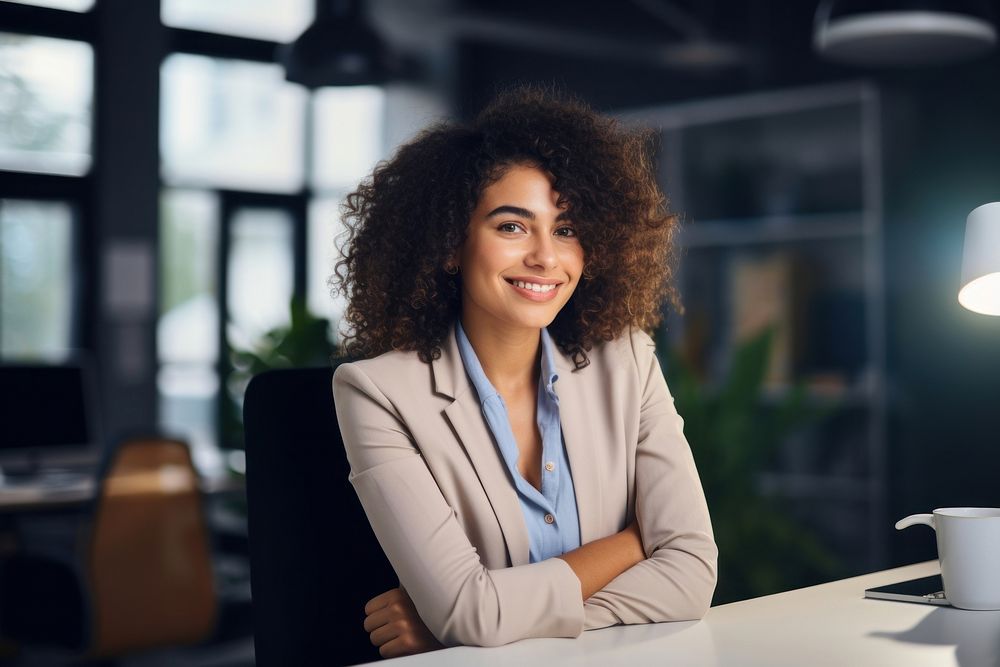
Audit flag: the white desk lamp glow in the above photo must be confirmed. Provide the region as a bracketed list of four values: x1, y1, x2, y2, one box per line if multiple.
[959, 202, 1000, 315]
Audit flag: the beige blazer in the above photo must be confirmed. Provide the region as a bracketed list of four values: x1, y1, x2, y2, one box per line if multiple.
[332, 325, 717, 648]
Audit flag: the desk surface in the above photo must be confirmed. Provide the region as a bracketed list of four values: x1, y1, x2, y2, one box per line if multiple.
[0, 469, 244, 511]
[366, 561, 1000, 666]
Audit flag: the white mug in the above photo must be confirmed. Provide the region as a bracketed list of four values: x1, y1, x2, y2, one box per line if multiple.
[896, 507, 1000, 610]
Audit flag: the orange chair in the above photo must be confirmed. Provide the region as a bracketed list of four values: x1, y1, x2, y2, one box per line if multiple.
[86, 435, 217, 657]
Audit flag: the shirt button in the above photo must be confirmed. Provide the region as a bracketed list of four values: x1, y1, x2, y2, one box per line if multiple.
[544, 513, 555, 524]
[544, 461, 555, 472]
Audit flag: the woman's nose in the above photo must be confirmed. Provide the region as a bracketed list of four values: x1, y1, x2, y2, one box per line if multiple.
[525, 233, 557, 269]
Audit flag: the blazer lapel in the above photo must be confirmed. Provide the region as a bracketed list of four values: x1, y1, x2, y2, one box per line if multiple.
[433, 326, 532, 567]
[553, 349, 604, 546]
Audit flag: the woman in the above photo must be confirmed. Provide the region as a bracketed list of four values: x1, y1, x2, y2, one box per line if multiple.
[331, 85, 717, 659]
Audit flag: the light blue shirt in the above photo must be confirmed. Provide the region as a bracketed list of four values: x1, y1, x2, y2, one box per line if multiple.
[455, 320, 581, 563]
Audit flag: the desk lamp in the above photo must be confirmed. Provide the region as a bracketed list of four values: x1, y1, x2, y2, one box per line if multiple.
[958, 202, 1000, 315]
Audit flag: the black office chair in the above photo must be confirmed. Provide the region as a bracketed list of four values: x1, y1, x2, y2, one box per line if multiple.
[243, 366, 397, 667]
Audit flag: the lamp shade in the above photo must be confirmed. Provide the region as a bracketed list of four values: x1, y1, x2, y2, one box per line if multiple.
[958, 202, 1000, 315]
[814, 0, 997, 66]
[277, 0, 393, 88]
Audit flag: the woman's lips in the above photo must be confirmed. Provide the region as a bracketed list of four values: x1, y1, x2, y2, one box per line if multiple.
[505, 278, 561, 302]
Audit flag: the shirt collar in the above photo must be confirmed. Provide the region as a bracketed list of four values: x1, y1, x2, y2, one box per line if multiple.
[539, 327, 560, 395]
[455, 320, 560, 405]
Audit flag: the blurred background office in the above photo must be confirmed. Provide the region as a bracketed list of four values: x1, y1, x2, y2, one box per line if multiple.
[2, 0, 1000, 664]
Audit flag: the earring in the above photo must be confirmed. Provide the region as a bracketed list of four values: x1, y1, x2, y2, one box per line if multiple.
[445, 262, 459, 275]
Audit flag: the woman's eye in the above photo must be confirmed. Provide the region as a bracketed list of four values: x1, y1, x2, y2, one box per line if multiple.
[555, 226, 577, 237]
[498, 222, 522, 233]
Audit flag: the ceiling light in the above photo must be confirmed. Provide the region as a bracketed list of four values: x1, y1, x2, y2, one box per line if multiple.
[277, 0, 395, 88]
[813, 0, 997, 66]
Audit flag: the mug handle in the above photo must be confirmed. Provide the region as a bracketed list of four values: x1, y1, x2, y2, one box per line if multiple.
[895, 513, 935, 531]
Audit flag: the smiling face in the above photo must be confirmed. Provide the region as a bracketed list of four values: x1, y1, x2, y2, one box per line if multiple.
[456, 163, 585, 336]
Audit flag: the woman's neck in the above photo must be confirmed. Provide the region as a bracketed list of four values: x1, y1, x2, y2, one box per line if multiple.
[459, 314, 541, 396]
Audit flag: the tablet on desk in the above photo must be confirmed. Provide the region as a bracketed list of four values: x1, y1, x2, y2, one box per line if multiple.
[864, 575, 949, 606]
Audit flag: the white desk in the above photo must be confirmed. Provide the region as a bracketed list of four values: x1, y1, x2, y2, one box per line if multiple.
[366, 561, 1000, 666]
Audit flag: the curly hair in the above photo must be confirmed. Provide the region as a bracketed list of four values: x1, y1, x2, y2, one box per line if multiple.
[331, 83, 680, 367]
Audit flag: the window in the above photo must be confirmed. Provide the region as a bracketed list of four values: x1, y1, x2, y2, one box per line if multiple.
[160, 54, 306, 192]
[0, 198, 76, 360]
[226, 207, 294, 349]
[307, 196, 349, 343]
[161, 0, 313, 43]
[311, 86, 385, 190]
[0, 32, 93, 176]
[2, 0, 94, 12]
[157, 19, 388, 464]
[0, 5, 94, 364]
[158, 190, 220, 367]
[158, 189, 220, 472]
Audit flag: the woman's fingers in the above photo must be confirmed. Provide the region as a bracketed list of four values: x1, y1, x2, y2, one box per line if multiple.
[378, 633, 420, 659]
[363, 585, 441, 657]
[363, 606, 394, 634]
[364, 587, 402, 615]
[369, 620, 402, 648]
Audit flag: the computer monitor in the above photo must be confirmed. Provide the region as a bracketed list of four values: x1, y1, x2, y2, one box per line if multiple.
[0, 359, 101, 473]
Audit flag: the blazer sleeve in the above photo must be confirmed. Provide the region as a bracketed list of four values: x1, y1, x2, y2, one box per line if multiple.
[582, 328, 718, 631]
[332, 363, 585, 647]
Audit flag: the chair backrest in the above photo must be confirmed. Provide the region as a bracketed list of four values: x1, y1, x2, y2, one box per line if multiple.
[87, 436, 217, 657]
[243, 366, 397, 667]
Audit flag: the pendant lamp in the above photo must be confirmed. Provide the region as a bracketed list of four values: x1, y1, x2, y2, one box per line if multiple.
[277, 0, 395, 87]
[813, 0, 997, 66]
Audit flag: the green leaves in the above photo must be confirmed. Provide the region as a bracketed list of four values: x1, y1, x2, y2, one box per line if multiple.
[225, 297, 339, 451]
[230, 297, 336, 375]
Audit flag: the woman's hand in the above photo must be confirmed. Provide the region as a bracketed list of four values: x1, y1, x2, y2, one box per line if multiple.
[364, 587, 445, 658]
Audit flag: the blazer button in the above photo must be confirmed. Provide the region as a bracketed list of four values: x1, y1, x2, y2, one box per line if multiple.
[544, 513, 555, 524]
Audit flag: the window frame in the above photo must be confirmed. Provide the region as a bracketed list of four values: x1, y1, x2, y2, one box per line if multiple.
[161, 25, 316, 452]
[0, 2, 98, 359]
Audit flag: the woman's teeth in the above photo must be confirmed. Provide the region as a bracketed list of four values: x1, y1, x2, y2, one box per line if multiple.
[512, 280, 556, 293]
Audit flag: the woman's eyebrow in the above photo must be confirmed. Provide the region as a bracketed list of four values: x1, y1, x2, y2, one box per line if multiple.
[484, 205, 571, 221]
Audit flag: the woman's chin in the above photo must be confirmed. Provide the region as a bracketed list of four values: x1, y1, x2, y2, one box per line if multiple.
[509, 312, 561, 331]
